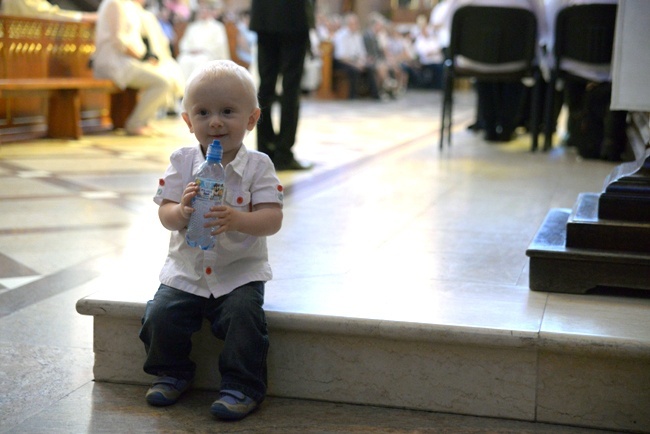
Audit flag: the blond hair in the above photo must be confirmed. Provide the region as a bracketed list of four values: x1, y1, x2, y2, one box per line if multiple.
[182, 60, 259, 112]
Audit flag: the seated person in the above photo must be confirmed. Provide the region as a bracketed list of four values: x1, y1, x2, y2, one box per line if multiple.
[413, 24, 444, 89]
[331, 13, 380, 100]
[137, 0, 185, 116]
[434, 0, 545, 142]
[176, 1, 231, 81]
[234, 9, 257, 67]
[363, 13, 397, 98]
[542, 0, 625, 159]
[93, 0, 174, 136]
[383, 23, 416, 96]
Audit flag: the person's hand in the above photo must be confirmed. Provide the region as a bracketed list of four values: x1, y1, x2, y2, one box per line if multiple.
[180, 182, 198, 220]
[81, 12, 98, 23]
[142, 53, 160, 65]
[205, 205, 239, 235]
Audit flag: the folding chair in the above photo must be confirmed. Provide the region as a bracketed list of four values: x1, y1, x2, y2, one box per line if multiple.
[542, 3, 617, 151]
[439, 6, 541, 151]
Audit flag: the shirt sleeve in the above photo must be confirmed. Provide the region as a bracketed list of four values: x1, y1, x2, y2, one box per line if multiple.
[249, 156, 284, 208]
[154, 148, 189, 206]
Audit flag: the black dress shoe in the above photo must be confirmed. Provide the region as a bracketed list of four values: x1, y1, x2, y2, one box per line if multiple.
[274, 159, 314, 171]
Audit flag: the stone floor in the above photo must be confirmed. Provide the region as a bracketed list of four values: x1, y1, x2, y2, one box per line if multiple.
[0, 89, 645, 433]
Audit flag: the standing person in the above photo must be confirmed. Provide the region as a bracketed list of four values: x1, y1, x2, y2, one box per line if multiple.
[250, 0, 315, 171]
[140, 60, 283, 421]
[93, 0, 174, 136]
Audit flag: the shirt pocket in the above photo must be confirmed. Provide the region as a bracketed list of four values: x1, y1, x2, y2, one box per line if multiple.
[224, 189, 252, 212]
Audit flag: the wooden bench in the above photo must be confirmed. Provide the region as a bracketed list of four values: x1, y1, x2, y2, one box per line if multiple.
[0, 14, 137, 142]
[0, 78, 136, 139]
[316, 40, 349, 100]
[315, 40, 386, 100]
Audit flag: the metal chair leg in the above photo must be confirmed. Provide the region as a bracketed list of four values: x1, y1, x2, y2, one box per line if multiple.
[530, 69, 541, 152]
[543, 71, 558, 151]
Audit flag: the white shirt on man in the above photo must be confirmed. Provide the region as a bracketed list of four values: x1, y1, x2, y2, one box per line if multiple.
[332, 26, 367, 64]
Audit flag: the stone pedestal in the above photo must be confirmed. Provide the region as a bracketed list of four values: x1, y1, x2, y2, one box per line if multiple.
[527, 148, 650, 294]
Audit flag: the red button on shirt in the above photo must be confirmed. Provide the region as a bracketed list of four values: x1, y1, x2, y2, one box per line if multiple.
[237, 196, 243, 204]
[205, 267, 212, 275]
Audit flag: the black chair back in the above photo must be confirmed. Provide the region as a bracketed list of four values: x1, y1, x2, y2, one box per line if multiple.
[450, 6, 537, 69]
[554, 4, 617, 65]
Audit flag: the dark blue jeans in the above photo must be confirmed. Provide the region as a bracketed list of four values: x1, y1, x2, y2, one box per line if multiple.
[139, 282, 269, 403]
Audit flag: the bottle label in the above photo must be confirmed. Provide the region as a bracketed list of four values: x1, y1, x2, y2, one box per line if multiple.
[195, 177, 224, 204]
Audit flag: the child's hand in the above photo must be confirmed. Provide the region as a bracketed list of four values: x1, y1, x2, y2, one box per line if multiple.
[205, 205, 239, 235]
[180, 182, 198, 220]
[200, 203, 281, 237]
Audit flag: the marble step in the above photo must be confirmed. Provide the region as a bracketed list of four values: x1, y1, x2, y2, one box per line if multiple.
[76, 287, 650, 433]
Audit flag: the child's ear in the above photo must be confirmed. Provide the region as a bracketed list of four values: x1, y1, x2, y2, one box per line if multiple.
[247, 108, 261, 131]
[181, 112, 194, 132]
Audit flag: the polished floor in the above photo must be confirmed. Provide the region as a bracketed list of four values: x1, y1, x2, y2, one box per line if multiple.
[0, 89, 645, 433]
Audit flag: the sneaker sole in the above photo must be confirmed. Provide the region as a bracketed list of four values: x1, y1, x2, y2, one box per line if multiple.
[210, 403, 257, 420]
[146, 392, 179, 407]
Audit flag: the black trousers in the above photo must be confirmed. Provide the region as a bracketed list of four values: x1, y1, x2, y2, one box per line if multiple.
[256, 31, 309, 165]
[476, 80, 526, 140]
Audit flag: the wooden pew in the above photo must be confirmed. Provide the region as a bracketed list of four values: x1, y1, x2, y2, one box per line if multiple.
[316, 40, 364, 100]
[0, 15, 135, 142]
[0, 78, 134, 139]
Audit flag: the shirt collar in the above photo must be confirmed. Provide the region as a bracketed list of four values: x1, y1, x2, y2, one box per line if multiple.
[228, 144, 249, 177]
[195, 143, 249, 176]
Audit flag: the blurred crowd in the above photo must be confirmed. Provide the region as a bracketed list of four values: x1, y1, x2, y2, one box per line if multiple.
[1, 0, 622, 157]
[317, 10, 446, 100]
[145, 0, 447, 101]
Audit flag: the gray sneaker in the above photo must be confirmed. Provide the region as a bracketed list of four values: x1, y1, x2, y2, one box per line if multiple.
[210, 389, 258, 420]
[145, 376, 191, 406]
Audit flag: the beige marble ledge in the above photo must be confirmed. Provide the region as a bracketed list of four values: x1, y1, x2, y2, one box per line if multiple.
[76, 288, 538, 348]
[77, 285, 650, 358]
[538, 292, 650, 358]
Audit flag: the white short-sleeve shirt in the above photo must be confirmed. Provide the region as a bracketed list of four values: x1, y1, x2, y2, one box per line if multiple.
[154, 144, 284, 299]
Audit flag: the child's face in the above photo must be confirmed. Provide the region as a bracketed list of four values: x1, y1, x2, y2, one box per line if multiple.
[182, 75, 260, 161]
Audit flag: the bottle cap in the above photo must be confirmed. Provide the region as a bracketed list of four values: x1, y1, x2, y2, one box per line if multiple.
[206, 140, 223, 162]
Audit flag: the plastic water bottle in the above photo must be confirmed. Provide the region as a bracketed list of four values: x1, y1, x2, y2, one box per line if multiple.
[186, 140, 225, 250]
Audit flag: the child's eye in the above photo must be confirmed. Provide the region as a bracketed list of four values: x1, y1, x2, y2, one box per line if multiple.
[223, 108, 233, 115]
[198, 109, 209, 116]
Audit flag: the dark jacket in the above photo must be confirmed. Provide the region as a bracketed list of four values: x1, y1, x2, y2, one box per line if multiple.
[249, 0, 315, 33]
